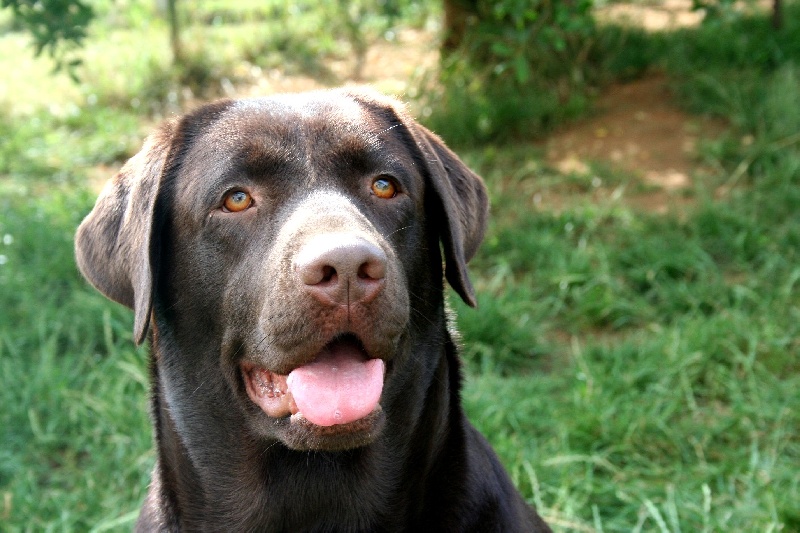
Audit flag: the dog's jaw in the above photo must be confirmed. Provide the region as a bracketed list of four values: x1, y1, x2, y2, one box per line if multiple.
[240, 335, 388, 451]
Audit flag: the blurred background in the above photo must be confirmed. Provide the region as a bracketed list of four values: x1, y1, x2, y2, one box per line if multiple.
[1, 0, 798, 530]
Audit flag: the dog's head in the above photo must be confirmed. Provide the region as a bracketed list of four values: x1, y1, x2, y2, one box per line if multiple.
[75, 89, 488, 452]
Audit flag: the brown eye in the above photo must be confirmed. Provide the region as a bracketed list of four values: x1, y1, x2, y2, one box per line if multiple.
[223, 190, 253, 212]
[371, 177, 396, 199]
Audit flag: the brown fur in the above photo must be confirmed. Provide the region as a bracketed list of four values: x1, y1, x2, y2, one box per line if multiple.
[75, 88, 550, 532]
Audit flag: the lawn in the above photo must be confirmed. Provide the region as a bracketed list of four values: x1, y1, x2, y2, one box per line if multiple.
[1, 2, 798, 531]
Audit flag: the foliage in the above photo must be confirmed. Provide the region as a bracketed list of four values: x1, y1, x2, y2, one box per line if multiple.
[692, 0, 765, 24]
[1, 0, 93, 77]
[420, 0, 658, 145]
[465, 0, 596, 86]
[443, 0, 595, 140]
[665, 1, 800, 183]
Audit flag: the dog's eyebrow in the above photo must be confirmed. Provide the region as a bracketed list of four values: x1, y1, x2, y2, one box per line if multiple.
[329, 137, 379, 166]
[237, 139, 298, 176]
[322, 130, 407, 174]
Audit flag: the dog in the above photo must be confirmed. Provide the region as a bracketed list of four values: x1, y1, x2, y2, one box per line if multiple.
[75, 88, 551, 532]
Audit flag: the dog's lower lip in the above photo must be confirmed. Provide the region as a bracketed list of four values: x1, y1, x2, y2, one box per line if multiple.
[289, 406, 384, 436]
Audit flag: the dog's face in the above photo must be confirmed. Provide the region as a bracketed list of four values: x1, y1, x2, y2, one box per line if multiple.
[75, 89, 488, 453]
[161, 95, 428, 450]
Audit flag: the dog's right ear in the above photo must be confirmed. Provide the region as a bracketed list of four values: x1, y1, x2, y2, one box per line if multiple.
[76, 99, 233, 346]
[75, 124, 175, 346]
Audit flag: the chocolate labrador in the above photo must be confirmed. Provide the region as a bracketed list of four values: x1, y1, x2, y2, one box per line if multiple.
[75, 88, 550, 532]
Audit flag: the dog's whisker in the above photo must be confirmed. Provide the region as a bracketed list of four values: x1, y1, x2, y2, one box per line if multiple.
[409, 305, 439, 328]
[376, 123, 402, 137]
[190, 379, 208, 397]
[381, 224, 413, 239]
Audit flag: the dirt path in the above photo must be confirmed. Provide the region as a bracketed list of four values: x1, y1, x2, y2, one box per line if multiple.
[541, 74, 725, 213]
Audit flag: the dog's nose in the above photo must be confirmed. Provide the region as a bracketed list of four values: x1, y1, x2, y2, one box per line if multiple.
[295, 234, 387, 305]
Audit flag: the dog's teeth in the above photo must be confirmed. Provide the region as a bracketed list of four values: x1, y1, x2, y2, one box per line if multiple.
[253, 370, 278, 398]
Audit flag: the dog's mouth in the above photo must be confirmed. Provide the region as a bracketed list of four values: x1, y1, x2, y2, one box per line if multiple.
[241, 335, 385, 430]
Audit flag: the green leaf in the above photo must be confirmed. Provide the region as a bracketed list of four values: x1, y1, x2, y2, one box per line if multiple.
[491, 41, 513, 57]
[513, 55, 531, 84]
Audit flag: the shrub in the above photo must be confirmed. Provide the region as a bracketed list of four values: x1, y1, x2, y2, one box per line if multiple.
[419, 0, 654, 145]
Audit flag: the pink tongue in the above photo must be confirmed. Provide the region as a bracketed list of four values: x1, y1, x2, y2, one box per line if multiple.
[286, 345, 385, 427]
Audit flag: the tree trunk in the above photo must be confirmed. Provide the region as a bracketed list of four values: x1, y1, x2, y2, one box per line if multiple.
[772, 0, 783, 30]
[167, 0, 182, 64]
[442, 0, 472, 56]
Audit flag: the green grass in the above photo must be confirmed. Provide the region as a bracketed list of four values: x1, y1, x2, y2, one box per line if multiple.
[0, 179, 152, 530]
[455, 157, 800, 529]
[449, 6, 800, 527]
[1, 2, 799, 531]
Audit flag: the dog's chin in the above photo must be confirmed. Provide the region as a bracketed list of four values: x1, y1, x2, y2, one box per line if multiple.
[277, 408, 386, 451]
[243, 403, 386, 452]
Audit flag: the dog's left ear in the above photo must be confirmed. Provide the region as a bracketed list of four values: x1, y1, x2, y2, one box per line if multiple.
[410, 123, 489, 307]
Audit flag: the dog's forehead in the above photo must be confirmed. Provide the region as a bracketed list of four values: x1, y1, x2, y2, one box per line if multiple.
[174, 91, 416, 203]
[180, 91, 405, 179]
[236, 91, 371, 122]
[222, 92, 389, 145]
